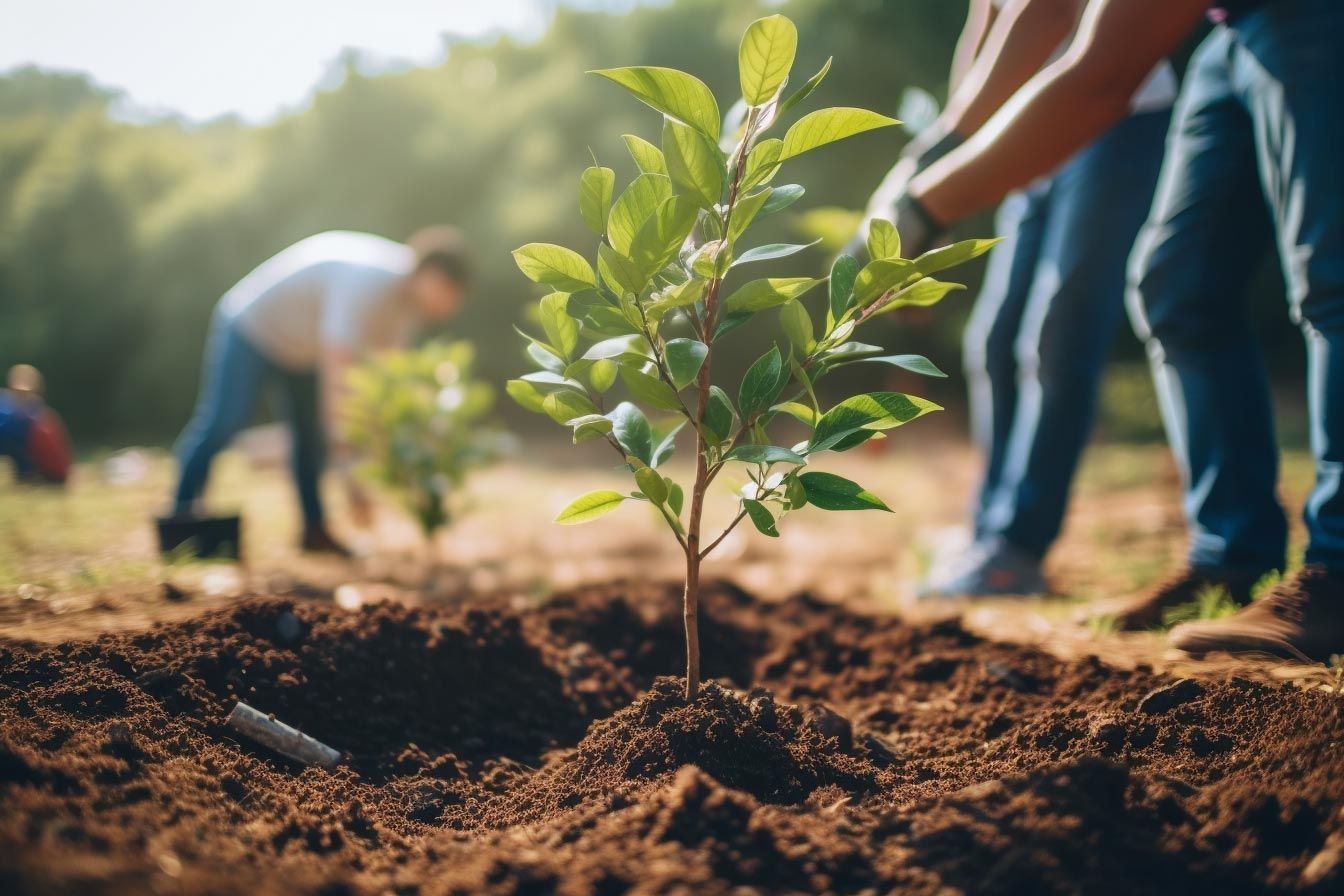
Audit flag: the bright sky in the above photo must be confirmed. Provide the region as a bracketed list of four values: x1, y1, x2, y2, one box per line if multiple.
[0, 0, 656, 122]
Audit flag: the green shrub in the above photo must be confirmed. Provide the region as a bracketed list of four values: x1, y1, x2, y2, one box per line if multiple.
[346, 341, 501, 535]
[509, 14, 994, 699]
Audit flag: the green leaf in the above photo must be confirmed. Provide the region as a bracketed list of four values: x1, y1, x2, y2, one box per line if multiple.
[866, 218, 900, 260]
[741, 139, 783, 189]
[543, 390, 601, 426]
[771, 400, 817, 427]
[607, 401, 653, 464]
[566, 413, 614, 443]
[514, 243, 597, 293]
[779, 300, 814, 353]
[623, 134, 667, 175]
[653, 421, 684, 467]
[556, 490, 627, 524]
[703, 386, 737, 445]
[663, 118, 724, 211]
[587, 358, 618, 392]
[779, 107, 899, 161]
[738, 345, 786, 418]
[847, 354, 947, 377]
[664, 338, 707, 389]
[726, 444, 807, 465]
[853, 257, 918, 307]
[620, 365, 683, 412]
[738, 14, 797, 105]
[713, 312, 752, 340]
[722, 277, 821, 315]
[668, 482, 684, 516]
[809, 392, 942, 452]
[733, 240, 819, 268]
[584, 306, 641, 337]
[608, 173, 672, 256]
[912, 238, 1002, 277]
[728, 187, 773, 243]
[647, 278, 705, 322]
[628, 457, 668, 504]
[870, 278, 966, 315]
[742, 499, 780, 536]
[590, 66, 720, 142]
[779, 56, 832, 114]
[784, 475, 808, 510]
[597, 243, 648, 297]
[828, 254, 859, 324]
[539, 293, 579, 360]
[506, 379, 547, 414]
[583, 334, 648, 362]
[526, 340, 566, 373]
[799, 472, 891, 512]
[580, 166, 616, 234]
[759, 184, 805, 216]
[630, 195, 698, 276]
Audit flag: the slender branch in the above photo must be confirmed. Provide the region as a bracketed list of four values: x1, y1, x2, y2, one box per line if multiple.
[700, 508, 748, 560]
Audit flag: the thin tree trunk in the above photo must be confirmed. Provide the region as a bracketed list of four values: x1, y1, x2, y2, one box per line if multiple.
[683, 546, 701, 701]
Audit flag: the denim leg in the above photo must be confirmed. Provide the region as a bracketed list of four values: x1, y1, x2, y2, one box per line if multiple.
[172, 314, 273, 515]
[1128, 27, 1285, 576]
[277, 371, 326, 526]
[1233, 0, 1344, 569]
[981, 110, 1171, 557]
[963, 186, 1050, 536]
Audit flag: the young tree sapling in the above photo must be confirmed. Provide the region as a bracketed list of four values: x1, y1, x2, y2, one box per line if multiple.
[346, 341, 501, 537]
[509, 14, 997, 699]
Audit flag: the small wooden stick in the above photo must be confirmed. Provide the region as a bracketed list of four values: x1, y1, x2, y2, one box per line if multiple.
[226, 702, 342, 768]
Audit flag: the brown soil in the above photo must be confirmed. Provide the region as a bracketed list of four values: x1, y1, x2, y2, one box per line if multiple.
[2, 582, 1342, 895]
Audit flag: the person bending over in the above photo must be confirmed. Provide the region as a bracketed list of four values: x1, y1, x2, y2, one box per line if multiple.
[171, 228, 472, 556]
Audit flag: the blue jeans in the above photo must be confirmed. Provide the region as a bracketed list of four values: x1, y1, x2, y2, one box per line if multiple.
[966, 109, 1171, 557]
[173, 312, 326, 525]
[1129, 0, 1344, 575]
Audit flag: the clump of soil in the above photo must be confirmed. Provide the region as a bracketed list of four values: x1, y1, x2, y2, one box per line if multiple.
[1, 583, 1343, 895]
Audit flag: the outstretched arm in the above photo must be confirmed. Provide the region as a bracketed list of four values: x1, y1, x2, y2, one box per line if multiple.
[950, 0, 999, 92]
[940, 0, 1080, 139]
[912, 0, 1207, 225]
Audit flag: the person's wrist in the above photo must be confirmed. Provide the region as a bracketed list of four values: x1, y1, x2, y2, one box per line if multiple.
[911, 130, 966, 173]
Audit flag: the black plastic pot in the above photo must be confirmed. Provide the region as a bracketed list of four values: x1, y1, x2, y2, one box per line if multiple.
[155, 514, 242, 561]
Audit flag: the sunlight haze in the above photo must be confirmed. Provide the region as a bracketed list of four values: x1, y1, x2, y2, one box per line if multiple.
[0, 0, 658, 121]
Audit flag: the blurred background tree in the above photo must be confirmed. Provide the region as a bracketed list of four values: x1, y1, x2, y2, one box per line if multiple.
[0, 0, 1301, 448]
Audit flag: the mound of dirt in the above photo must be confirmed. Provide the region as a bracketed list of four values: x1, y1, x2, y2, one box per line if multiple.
[2, 583, 1342, 895]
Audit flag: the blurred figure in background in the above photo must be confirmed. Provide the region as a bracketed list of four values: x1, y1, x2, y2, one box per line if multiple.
[878, 0, 1344, 659]
[0, 364, 73, 485]
[170, 228, 472, 556]
[851, 0, 1175, 598]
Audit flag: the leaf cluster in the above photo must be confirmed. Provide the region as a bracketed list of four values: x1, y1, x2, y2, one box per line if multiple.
[510, 14, 996, 552]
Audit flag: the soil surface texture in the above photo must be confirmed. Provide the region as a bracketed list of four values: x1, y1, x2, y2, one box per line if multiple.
[2, 581, 1342, 895]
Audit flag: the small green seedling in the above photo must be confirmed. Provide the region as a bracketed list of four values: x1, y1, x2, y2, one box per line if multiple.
[1161, 584, 1243, 629]
[509, 14, 995, 699]
[346, 341, 501, 536]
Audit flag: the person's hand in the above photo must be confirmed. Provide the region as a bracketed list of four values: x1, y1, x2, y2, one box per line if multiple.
[841, 130, 965, 262]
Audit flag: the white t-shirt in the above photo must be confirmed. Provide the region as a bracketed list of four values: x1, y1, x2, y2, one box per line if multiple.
[990, 0, 1178, 114]
[220, 231, 419, 370]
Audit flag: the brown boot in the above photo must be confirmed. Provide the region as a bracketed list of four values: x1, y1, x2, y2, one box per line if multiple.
[300, 525, 352, 558]
[1105, 567, 1261, 631]
[1170, 565, 1344, 662]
